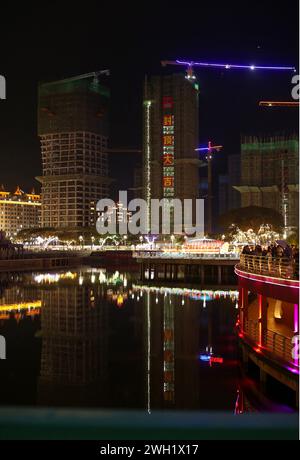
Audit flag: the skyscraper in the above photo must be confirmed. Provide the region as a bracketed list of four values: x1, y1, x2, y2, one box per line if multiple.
[37, 72, 112, 230]
[234, 134, 299, 233]
[218, 154, 241, 217]
[143, 74, 201, 233]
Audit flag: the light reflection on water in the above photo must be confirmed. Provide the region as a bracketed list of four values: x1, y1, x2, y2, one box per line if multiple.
[0, 268, 294, 412]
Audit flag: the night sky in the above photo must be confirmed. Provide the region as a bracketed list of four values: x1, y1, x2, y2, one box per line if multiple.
[0, 1, 298, 193]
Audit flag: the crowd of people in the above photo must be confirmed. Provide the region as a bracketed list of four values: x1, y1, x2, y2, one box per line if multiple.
[242, 242, 299, 260]
[241, 242, 299, 278]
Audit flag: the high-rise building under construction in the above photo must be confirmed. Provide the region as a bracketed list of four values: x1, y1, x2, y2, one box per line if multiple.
[37, 73, 112, 230]
[234, 134, 299, 232]
[143, 73, 200, 232]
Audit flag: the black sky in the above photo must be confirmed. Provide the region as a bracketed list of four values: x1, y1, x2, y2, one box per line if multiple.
[0, 1, 298, 192]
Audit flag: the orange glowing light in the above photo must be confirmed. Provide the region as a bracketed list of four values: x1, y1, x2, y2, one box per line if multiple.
[163, 177, 174, 188]
[164, 350, 174, 362]
[116, 294, 124, 308]
[163, 154, 174, 166]
[164, 329, 174, 340]
[0, 301, 42, 312]
[163, 115, 174, 126]
[164, 371, 174, 382]
[259, 101, 299, 107]
[163, 135, 174, 146]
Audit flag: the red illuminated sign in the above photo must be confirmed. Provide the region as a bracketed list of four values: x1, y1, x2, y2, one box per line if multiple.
[210, 357, 224, 364]
[162, 96, 175, 197]
[162, 96, 174, 109]
[163, 154, 174, 166]
[163, 115, 174, 126]
[163, 177, 174, 188]
[163, 135, 174, 146]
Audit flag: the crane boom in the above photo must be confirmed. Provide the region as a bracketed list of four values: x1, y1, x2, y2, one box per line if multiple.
[161, 59, 296, 79]
[49, 70, 110, 86]
[259, 101, 299, 107]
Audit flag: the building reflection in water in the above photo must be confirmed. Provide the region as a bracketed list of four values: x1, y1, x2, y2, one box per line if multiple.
[133, 285, 239, 411]
[0, 269, 242, 411]
[37, 270, 109, 407]
[0, 275, 41, 406]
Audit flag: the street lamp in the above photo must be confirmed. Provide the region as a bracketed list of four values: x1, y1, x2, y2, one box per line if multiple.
[79, 235, 83, 248]
[170, 234, 175, 248]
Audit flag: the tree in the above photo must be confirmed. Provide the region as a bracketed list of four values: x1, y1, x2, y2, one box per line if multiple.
[219, 206, 284, 233]
[287, 229, 299, 246]
[16, 227, 56, 242]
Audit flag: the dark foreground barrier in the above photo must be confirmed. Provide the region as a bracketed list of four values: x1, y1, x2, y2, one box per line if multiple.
[0, 408, 298, 440]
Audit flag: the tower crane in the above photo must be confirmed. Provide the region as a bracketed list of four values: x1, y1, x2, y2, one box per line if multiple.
[54, 69, 110, 85]
[162, 59, 296, 234]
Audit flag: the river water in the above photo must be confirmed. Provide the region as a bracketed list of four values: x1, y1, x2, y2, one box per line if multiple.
[0, 267, 295, 413]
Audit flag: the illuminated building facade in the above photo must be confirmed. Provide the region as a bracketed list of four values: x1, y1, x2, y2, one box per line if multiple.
[234, 135, 299, 232]
[143, 74, 200, 232]
[0, 186, 41, 236]
[37, 74, 112, 230]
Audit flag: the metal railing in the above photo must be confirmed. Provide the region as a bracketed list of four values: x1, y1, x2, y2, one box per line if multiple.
[133, 251, 239, 260]
[264, 329, 294, 363]
[239, 254, 299, 280]
[244, 320, 294, 364]
[245, 319, 259, 343]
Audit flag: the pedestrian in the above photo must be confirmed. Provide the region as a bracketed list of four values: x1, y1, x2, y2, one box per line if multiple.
[242, 245, 251, 255]
[276, 245, 284, 258]
[266, 246, 272, 273]
[283, 245, 293, 259]
[271, 244, 277, 258]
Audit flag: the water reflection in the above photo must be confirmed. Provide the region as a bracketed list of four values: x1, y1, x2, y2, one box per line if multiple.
[0, 268, 290, 412]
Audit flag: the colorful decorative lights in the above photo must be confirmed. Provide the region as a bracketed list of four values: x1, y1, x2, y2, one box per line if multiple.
[0, 301, 42, 312]
[294, 304, 299, 334]
[162, 97, 175, 199]
[132, 284, 239, 302]
[144, 100, 152, 231]
[235, 267, 300, 289]
[199, 354, 223, 365]
[195, 145, 223, 152]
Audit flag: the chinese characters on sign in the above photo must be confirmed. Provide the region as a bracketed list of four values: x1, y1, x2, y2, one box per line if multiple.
[162, 96, 175, 198]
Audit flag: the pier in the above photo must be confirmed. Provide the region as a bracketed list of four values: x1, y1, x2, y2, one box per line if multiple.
[133, 251, 238, 285]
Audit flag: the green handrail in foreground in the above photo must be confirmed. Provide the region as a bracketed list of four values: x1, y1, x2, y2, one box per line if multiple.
[0, 408, 298, 440]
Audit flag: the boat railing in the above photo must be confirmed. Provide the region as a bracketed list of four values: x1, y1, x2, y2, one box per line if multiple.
[238, 254, 299, 280]
[244, 320, 295, 364]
